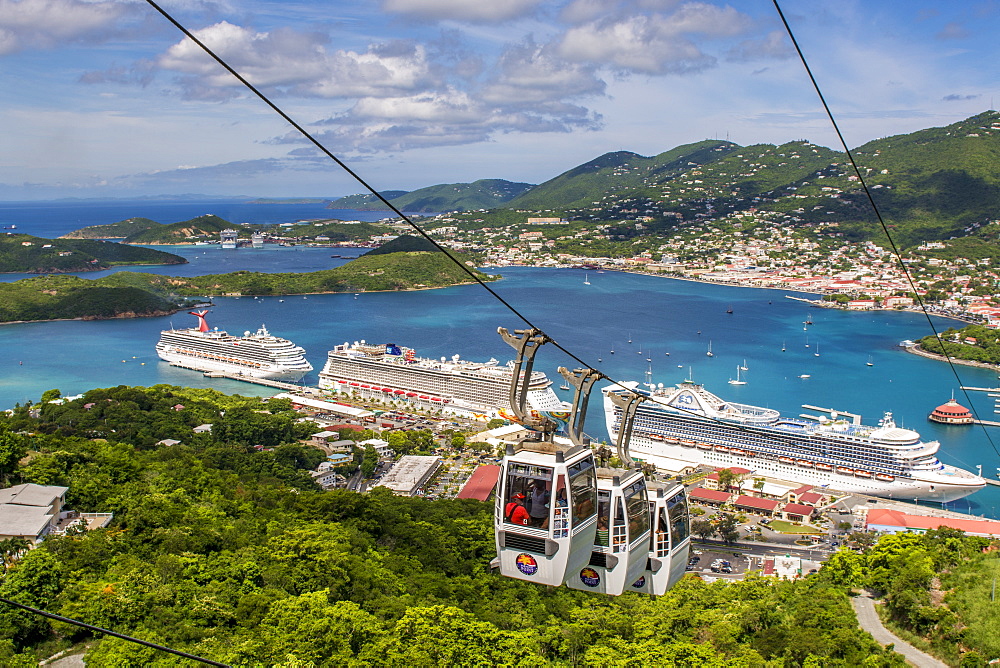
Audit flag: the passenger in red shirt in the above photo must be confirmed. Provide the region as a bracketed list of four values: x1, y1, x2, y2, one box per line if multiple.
[505, 493, 531, 526]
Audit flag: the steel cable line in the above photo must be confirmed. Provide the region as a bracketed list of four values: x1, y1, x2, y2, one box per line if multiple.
[0, 596, 229, 666]
[138, 1, 995, 465]
[772, 0, 1000, 461]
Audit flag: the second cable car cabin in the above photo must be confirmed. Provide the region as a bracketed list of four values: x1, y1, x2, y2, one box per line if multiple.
[495, 441, 598, 586]
[629, 482, 691, 596]
[564, 466, 651, 595]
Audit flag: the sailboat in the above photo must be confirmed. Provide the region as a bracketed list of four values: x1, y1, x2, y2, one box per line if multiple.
[706, 341, 714, 357]
[739, 359, 749, 371]
[559, 382, 570, 391]
[866, 355, 874, 367]
[583, 273, 590, 285]
[728, 365, 746, 385]
[781, 340, 786, 352]
[814, 343, 820, 357]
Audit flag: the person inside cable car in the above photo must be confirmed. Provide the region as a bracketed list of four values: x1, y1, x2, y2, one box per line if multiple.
[528, 482, 550, 527]
[504, 492, 531, 526]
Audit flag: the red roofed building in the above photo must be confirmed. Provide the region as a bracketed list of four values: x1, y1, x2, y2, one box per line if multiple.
[456, 465, 501, 502]
[733, 495, 780, 516]
[928, 399, 973, 425]
[689, 488, 732, 506]
[703, 467, 753, 491]
[781, 503, 817, 522]
[798, 492, 825, 507]
[865, 507, 1000, 538]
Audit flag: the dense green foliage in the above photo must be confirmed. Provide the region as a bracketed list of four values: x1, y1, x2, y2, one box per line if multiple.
[121, 214, 234, 244]
[0, 275, 181, 323]
[0, 251, 490, 322]
[331, 179, 534, 212]
[59, 218, 160, 240]
[917, 325, 1000, 365]
[820, 527, 1000, 666]
[362, 234, 439, 256]
[0, 235, 185, 273]
[280, 220, 395, 242]
[0, 385, 910, 667]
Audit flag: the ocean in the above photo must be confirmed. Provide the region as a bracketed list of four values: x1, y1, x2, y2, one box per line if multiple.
[3, 199, 1000, 516]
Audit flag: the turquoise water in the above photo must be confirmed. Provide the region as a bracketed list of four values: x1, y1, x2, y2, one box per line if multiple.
[3, 200, 1000, 516]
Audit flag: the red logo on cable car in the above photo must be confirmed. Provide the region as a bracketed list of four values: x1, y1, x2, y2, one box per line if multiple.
[631, 576, 646, 588]
[516, 553, 538, 575]
[580, 567, 600, 587]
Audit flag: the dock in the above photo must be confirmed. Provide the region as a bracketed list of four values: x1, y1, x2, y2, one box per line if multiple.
[169, 362, 311, 393]
[960, 386, 1000, 393]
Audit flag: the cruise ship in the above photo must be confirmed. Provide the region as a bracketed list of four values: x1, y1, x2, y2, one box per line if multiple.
[156, 311, 312, 381]
[604, 381, 985, 503]
[318, 340, 566, 417]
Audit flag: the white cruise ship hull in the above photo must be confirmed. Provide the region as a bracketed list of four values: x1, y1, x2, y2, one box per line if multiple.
[620, 436, 981, 503]
[604, 383, 985, 504]
[157, 349, 309, 382]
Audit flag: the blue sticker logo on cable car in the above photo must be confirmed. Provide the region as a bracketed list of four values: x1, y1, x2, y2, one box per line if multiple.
[516, 553, 538, 576]
[631, 576, 646, 588]
[580, 567, 600, 587]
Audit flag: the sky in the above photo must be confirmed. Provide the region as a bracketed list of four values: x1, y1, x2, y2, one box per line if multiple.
[1, 0, 998, 200]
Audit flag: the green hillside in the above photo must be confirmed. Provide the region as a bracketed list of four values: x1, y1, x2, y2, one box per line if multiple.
[363, 234, 439, 256]
[0, 274, 180, 322]
[59, 217, 160, 239]
[508, 140, 738, 210]
[0, 249, 490, 322]
[121, 214, 234, 244]
[327, 191, 409, 208]
[332, 179, 534, 212]
[0, 234, 187, 273]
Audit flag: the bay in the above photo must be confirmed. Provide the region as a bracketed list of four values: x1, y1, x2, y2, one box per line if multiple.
[2, 200, 1000, 517]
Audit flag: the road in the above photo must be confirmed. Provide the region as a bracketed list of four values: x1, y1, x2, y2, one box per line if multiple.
[851, 592, 947, 668]
[692, 538, 833, 560]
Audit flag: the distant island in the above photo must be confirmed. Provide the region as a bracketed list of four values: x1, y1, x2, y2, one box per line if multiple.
[0, 239, 492, 324]
[328, 179, 534, 212]
[0, 234, 187, 274]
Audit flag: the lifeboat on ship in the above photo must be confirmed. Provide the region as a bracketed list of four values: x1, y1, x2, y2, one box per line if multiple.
[796, 460, 814, 468]
[836, 466, 854, 475]
[875, 473, 895, 482]
[815, 462, 833, 471]
[715, 445, 730, 453]
[649, 434, 664, 441]
[679, 440, 696, 448]
[778, 456, 794, 464]
[696, 442, 713, 450]
[854, 470, 873, 478]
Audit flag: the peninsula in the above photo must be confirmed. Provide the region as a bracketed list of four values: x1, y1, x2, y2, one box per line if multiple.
[0, 234, 186, 273]
[0, 247, 491, 324]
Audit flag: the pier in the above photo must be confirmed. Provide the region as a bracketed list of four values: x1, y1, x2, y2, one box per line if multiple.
[169, 362, 314, 393]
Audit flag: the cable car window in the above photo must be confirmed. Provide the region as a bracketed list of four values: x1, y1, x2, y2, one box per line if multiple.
[612, 498, 627, 551]
[552, 476, 570, 538]
[503, 463, 552, 527]
[666, 491, 690, 547]
[625, 483, 649, 543]
[595, 490, 611, 546]
[568, 461, 596, 525]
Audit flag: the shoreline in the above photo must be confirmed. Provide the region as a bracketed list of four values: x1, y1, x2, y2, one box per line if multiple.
[904, 343, 1000, 370]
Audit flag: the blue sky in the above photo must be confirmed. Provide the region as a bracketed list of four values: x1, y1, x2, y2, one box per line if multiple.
[1, 0, 997, 199]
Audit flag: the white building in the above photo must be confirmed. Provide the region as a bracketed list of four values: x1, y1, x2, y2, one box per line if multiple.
[374, 455, 441, 496]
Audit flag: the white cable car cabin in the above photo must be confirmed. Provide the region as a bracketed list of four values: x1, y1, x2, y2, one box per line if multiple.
[629, 482, 691, 596]
[495, 441, 598, 587]
[564, 466, 651, 595]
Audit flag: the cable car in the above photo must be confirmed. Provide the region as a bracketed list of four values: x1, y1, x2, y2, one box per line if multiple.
[629, 482, 691, 595]
[495, 441, 598, 586]
[564, 466, 651, 595]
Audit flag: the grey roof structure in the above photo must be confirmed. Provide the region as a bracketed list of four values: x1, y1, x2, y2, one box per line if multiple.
[0, 483, 67, 508]
[0, 504, 53, 540]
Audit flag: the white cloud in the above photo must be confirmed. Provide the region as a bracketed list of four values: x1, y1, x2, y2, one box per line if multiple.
[556, 3, 751, 75]
[381, 0, 544, 23]
[151, 22, 442, 101]
[481, 39, 606, 105]
[725, 30, 792, 62]
[0, 0, 133, 55]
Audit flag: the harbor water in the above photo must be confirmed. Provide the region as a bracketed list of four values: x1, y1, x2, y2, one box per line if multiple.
[2, 199, 1000, 516]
